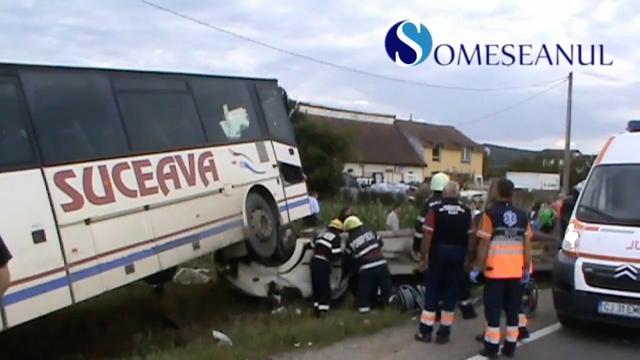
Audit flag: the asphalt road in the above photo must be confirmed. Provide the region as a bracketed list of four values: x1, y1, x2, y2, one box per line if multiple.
[279, 290, 640, 360]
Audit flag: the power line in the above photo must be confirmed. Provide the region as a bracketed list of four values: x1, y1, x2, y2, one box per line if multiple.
[455, 78, 567, 128]
[141, 0, 566, 92]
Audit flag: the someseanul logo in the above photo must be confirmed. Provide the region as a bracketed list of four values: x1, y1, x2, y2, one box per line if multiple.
[385, 20, 433, 67]
[384, 20, 613, 67]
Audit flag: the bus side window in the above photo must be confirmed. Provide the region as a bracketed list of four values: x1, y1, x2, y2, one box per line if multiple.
[256, 83, 296, 145]
[190, 78, 263, 144]
[20, 70, 130, 164]
[113, 76, 205, 153]
[0, 79, 35, 169]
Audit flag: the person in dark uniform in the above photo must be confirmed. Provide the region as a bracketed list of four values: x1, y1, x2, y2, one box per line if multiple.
[0, 235, 12, 298]
[415, 182, 475, 344]
[414, 172, 477, 320]
[310, 218, 343, 317]
[413, 172, 449, 256]
[473, 178, 533, 359]
[343, 216, 392, 314]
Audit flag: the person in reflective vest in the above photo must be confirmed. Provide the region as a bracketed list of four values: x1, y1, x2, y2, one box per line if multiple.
[415, 181, 475, 344]
[310, 218, 344, 317]
[472, 178, 532, 359]
[344, 216, 392, 314]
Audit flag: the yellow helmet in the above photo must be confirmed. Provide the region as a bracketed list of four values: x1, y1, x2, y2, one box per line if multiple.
[343, 216, 363, 232]
[328, 218, 343, 231]
[430, 172, 450, 191]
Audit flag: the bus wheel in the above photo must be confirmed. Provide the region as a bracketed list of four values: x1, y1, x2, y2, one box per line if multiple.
[246, 192, 279, 259]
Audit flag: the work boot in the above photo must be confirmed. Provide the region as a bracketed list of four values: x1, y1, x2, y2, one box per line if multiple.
[435, 333, 450, 344]
[414, 332, 432, 343]
[459, 303, 477, 319]
[478, 348, 498, 359]
[501, 341, 517, 358]
[518, 326, 530, 340]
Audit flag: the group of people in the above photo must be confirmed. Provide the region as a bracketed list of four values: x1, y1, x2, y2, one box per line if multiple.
[414, 173, 533, 358]
[310, 209, 393, 317]
[310, 172, 534, 359]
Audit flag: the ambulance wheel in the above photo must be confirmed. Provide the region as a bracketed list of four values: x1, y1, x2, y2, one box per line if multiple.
[246, 192, 280, 260]
[557, 313, 581, 330]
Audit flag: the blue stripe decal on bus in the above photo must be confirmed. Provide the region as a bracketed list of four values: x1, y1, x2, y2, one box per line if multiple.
[279, 197, 309, 212]
[3, 199, 307, 307]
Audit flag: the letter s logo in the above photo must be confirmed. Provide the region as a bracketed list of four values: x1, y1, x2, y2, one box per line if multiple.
[385, 20, 432, 66]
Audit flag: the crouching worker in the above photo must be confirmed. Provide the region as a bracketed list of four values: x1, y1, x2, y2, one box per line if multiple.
[415, 181, 475, 344]
[344, 216, 392, 314]
[311, 218, 344, 317]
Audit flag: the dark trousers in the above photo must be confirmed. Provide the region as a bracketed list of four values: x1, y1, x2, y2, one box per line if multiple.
[419, 245, 466, 335]
[311, 257, 331, 311]
[483, 279, 523, 355]
[357, 265, 392, 313]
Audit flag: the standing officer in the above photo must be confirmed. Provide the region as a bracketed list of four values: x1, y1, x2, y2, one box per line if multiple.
[415, 182, 475, 344]
[414, 172, 476, 319]
[343, 216, 392, 314]
[310, 218, 343, 316]
[472, 178, 532, 359]
[413, 172, 449, 256]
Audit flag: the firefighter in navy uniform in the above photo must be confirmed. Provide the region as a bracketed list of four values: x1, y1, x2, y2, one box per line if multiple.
[415, 181, 475, 344]
[413, 172, 449, 256]
[310, 218, 344, 316]
[343, 216, 392, 314]
[414, 172, 477, 319]
[472, 178, 533, 359]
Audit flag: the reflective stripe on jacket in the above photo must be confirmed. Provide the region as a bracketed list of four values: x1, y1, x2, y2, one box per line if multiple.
[477, 202, 532, 279]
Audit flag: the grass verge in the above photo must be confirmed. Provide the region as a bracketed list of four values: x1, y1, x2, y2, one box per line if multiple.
[0, 281, 407, 359]
[140, 309, 407, 360]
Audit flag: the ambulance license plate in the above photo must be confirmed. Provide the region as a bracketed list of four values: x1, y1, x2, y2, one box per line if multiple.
[598, 301, 640, 318]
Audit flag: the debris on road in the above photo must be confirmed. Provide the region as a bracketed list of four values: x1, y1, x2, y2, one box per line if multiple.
[212, 330, 233, 346]
[174, 268, 212, 285]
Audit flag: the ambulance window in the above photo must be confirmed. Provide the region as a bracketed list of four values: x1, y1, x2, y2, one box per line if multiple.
[0, 79, 35, 169]
[577, 164, 640, 226]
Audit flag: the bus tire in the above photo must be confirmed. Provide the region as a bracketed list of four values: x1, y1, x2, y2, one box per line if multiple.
[245, 192, 279, 259]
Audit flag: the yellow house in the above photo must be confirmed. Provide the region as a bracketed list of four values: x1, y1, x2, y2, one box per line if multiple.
[395, 120, 484, 184]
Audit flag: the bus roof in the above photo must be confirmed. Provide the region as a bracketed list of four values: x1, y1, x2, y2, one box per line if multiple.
[597, 131, 640, 165]
[0, 61, 279, 83]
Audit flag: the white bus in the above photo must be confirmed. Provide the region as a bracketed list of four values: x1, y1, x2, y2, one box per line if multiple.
[0, 63, 310, 331]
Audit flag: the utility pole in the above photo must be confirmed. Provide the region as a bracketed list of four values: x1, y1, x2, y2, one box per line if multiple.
[562, 72, 573, 195]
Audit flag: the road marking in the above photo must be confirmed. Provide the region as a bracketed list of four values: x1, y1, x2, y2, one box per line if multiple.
[465, 322, 562, 360]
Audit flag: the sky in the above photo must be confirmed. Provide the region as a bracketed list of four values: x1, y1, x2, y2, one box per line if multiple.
[1, 0, 638, 154]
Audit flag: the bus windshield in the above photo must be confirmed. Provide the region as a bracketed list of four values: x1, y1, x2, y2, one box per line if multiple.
[576, 164, 640, 226]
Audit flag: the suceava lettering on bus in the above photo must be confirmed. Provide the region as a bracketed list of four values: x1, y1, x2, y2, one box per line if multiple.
[53, 151, 219, 212]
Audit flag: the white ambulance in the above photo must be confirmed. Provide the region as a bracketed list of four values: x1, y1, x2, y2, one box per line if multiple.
[553, 120, 640, 327]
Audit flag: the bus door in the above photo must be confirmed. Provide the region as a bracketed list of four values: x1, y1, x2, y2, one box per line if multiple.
[255, 83, 309, 222]
[0, 77, 72, 329]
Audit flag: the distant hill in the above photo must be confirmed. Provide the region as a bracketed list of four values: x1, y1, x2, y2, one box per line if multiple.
[484, 143, 538, 175]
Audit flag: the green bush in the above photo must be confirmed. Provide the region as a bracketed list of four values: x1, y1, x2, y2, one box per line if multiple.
[293, 112, 352, 197]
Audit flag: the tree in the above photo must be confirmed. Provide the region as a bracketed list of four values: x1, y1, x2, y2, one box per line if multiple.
[292, 112, 351, 197]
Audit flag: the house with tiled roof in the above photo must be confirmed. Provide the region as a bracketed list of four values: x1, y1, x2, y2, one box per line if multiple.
[299, 103, 426, 183]
[395, 120, 484, 183]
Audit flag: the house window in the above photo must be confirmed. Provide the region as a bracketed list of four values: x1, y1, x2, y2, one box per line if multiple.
[432, 145, 441, 161]
[462, 147, 472, 163]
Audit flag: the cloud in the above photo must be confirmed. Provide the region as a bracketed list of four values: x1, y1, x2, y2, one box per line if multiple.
[0, 0, 637, 154]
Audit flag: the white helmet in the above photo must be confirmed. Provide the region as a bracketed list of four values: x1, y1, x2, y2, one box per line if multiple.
[430, 172, 450, 192]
